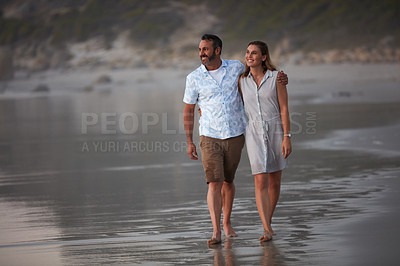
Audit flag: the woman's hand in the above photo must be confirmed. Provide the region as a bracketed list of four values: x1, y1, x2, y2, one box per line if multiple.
[282, 137, 292, 159]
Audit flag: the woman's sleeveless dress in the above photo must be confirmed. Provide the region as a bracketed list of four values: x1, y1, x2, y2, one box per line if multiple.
[241, 70, 287, 175]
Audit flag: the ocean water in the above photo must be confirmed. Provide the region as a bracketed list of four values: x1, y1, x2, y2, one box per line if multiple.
[1, 65, 399, 265]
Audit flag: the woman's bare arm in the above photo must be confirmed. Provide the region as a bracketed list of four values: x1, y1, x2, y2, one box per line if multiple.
[276, 80, 292, 158]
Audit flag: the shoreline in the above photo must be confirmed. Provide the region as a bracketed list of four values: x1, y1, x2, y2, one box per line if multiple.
[0, 62, 399, 94]
[300, 122, 400, 158]
[0, 62, 399, 265]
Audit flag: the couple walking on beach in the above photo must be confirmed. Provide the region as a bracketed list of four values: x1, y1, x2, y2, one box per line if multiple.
[183, 34, 292, 244]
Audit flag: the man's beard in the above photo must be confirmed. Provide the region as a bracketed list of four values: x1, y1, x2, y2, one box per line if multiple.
[201, 51, 216, 66]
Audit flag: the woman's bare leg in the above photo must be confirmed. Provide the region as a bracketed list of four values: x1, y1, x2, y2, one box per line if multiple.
[254, 173, 273, 241]
[268, 170, 282, 234]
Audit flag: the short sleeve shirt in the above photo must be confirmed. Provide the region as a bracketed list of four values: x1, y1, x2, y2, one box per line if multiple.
[183, 59, 246, 139]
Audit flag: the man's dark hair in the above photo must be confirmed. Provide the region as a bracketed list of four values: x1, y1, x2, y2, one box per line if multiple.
[201, 34, 222, 52]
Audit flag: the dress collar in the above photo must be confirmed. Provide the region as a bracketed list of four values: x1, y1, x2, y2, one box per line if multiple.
[248, 69, 273, 80]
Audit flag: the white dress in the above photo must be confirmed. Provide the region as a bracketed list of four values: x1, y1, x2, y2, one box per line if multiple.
[240, 70, 287, 175]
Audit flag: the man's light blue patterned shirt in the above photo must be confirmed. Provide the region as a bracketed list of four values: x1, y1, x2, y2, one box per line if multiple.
[183, 59, 246, 139]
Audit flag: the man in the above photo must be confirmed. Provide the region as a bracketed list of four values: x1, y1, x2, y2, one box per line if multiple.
[183, 34, 287, 245]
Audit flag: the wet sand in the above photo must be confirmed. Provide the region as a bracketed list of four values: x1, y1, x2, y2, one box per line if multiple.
[0, 63, 399, 265]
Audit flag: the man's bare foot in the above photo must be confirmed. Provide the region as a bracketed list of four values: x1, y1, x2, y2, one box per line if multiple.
[223, 223, 238, 237]
[208, 231, 221, 245]
[207, 237, 222, 245]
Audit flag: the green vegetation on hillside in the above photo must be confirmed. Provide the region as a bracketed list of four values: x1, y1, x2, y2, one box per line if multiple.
[0, 0, 183, 47]
[212, 0, 400, 50]
[0, 0, 398, 51]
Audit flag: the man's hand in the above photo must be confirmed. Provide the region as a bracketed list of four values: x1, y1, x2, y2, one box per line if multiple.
[187, 142, 198, 160]
[277, 70, 288, 85]
[183, 103, 197, 160]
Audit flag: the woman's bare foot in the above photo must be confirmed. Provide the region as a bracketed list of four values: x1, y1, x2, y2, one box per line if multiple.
[223, 223, 238, 237]
[259, 229, 273, 242]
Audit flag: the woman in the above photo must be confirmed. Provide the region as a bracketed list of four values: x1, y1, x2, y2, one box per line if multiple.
[239, 41, 292, 242]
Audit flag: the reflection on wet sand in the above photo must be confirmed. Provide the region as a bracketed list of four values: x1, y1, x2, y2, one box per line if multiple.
[210, 236, 286, 266]
[1, 64, 400, 265]
[1, 161, 392, 265]
[260, 241, 285, 266]
[210, 239, 237, 266]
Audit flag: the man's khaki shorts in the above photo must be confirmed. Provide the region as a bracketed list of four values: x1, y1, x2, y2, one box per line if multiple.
[200, 134, 245, 183]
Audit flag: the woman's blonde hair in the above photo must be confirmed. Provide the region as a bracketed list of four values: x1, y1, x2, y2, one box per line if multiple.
[241, 41, 277, 78]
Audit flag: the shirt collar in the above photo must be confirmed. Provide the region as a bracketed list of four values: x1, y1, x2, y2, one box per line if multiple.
[248, 69, 273, 80]
[201, 59, 227, 73]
